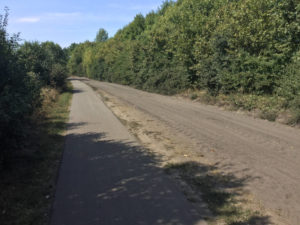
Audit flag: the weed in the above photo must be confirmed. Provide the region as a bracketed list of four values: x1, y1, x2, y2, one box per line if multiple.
[288, 109, 300, 126]
[259, 108, 278, 121]
[0, 84, 72, 225]
[190, 93, 198, 100]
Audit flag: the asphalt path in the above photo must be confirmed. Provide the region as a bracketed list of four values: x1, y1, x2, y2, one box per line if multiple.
[50, 79, 208, 225]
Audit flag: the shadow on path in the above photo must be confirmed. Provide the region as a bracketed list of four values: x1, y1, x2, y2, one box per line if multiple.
[51, 131, 209, 225]
[51, 79, 273, 225]
[165, 161, 272, 224]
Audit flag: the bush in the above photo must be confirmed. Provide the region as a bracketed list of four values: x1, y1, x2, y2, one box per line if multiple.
[66, 0, 300, 111]
[50, 63, 68, 88]
[0, 9, 68, 166]
[18, 41, 68, 87]
[277, 51, 300, 103]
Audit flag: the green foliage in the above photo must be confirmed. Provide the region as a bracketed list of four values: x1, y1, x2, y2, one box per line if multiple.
[67, 41, 92, 76]
[0, 85, 72, 225]
[0, 8, 68, 164]
[18, 41, 67, 87]
[63, 43, 78, 59]
[115, 14, 145, 41]
[0, 8, 40, 160]
[67, 0, 300, 111]
[50, 63, 68, 88]
[95, 28, 108, 42]
[277, 51, 300, 103]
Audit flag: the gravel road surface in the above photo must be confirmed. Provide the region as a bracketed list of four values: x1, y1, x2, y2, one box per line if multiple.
[82, 78, 300, 224]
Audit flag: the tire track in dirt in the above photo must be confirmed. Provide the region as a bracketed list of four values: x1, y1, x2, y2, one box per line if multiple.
[83, 78, 300, 225]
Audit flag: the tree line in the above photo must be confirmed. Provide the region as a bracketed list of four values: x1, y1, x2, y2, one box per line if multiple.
[68, 0, 300, 113]
[0, 8, 68, 164]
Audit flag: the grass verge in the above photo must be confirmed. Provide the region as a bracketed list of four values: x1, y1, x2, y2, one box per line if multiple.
[0, 83, 72, 225]
[184, 89, 300, 126]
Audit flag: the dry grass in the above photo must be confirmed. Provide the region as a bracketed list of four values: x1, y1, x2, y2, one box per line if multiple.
[0, 84, 72, 225]
[181, 89, 298, 126]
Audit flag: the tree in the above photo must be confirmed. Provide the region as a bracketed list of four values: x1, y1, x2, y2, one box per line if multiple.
[95, 28, 108, 42]
[115, 14, 145, 41]
[67, 0, 300, 101]
[18, 41, 67, 87]
[0, 8, 41, 164]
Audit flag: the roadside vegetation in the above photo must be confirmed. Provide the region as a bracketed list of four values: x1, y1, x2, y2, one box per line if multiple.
[0, 8, 71, 225]
[0, 85, 72, 225]
[0, 8, 69, 166]
[67, 0, 300, 125]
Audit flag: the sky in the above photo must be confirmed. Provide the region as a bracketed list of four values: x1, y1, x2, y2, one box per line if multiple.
[0, 0, 163, 48]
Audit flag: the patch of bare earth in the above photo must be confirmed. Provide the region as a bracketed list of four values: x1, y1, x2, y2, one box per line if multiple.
[94, 88, 288, 225]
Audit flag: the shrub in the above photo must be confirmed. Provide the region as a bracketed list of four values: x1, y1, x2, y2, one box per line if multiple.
[50, 63, 68, 88]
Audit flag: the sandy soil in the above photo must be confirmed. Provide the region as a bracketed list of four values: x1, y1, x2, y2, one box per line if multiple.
[81, 78, 300, 225]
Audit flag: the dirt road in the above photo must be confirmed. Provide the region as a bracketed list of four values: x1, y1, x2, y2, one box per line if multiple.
[81, 78, 300, 224]
[50, 80, 208, 225]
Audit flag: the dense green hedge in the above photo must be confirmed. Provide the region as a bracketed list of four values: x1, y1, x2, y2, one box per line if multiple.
[68, 0, 299, 103]
[0, 9, 68, 164]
